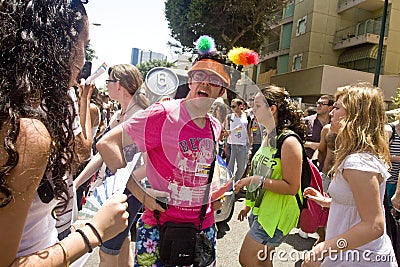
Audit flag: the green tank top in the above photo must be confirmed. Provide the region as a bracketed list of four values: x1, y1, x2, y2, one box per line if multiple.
[245, 134, 301, 237]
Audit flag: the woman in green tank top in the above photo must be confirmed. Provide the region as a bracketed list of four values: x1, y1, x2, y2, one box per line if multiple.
[235, 85, 306, 267]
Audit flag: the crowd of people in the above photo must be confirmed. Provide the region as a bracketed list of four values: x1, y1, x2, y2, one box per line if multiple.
[1, 1, 400, 267]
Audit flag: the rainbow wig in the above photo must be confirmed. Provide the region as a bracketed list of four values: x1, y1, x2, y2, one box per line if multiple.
[228, 47, 259, 66]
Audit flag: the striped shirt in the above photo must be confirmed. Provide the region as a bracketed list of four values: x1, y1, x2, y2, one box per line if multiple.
[389, 125, 400, 183]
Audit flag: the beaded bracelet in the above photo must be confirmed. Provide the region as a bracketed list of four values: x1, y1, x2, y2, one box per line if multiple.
[76, 228, 93, 253]
[57, 241, 70, 267]
[85, 222, 103, 246]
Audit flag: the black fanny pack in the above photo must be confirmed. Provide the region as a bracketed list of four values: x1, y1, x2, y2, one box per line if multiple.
[157, 221, 215, 266]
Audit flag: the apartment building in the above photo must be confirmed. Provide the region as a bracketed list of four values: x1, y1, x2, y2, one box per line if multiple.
[256, 0, 400, 107]
[131, 48, 167, 66]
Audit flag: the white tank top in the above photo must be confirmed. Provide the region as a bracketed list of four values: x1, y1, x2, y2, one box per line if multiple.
[17, 193, 58, 257]
[227, 113, 248, 145]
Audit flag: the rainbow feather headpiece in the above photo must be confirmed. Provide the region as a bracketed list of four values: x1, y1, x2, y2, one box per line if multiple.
[194, 35, 216, 55]
[228, 47, 259, 66]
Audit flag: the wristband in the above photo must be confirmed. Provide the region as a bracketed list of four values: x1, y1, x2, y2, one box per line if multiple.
[85, 222, 103, 246]
[76, 228, 93, 253]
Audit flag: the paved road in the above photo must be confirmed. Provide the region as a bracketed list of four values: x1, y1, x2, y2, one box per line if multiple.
[83, 194, 318, 266]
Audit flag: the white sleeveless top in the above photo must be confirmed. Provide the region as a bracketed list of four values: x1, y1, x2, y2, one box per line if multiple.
[227, 113, 248, 145]
[17, 193, 58, 257]
[322, 153, 397, 266]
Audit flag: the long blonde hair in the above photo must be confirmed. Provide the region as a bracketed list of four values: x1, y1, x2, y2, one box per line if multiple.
[333, 82, 390, 171]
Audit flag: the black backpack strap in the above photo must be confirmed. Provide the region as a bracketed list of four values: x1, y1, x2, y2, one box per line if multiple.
[275, 131, 309, 211]
[253, 131, 305, 209]
[198, 118, 216, 229]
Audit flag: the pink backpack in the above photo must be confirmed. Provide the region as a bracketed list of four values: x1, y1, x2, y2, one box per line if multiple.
[276, 132, 329, 233]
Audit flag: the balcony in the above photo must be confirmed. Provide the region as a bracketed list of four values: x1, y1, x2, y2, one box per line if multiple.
[266, 6, 294, 30]
[266, 10, 283, 29]
[338, 0, 389, 14]
[333, 16, 388, 50]
[259, 41, 290, 61]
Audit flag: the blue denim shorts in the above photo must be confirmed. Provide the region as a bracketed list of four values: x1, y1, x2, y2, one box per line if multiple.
[100, 189, 142, 255]
[248, 215, 285, 247]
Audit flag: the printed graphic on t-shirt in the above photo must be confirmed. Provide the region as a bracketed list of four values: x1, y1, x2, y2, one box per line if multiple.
[252, 124, 258, 137]
[168, 136, 213, 207]
[235, 125, 243, 139]
[195, 162, 212, 177]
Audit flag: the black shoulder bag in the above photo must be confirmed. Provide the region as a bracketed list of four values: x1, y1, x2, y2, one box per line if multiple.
[154, 119, 216, 267]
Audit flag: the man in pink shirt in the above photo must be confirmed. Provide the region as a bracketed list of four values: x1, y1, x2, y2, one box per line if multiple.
[97, 53, 230, 266]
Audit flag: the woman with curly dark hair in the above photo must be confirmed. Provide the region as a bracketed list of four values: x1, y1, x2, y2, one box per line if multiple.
[0, 0, 128, 266]
[235, 85, 306, 267]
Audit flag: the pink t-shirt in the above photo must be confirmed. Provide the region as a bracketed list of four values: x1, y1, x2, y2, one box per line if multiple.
[123, 99, 221, 229]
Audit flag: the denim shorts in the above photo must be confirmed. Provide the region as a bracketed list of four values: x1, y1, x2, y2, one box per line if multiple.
[100, 188, 142, 255]
[248, 215, 285, 247]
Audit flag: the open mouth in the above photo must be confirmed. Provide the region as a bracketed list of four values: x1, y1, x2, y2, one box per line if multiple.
[197, 90, 209, 97]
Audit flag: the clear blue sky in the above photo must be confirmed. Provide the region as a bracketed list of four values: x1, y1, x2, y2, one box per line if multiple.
[85, 0, 176, 84]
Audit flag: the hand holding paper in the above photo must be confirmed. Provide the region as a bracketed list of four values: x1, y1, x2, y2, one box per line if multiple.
[85, 62, 108, 85]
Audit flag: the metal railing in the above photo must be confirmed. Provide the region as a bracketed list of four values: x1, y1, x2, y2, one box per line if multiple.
[266, 10, 283, 27]
[262, 41, 280, 54]
[333, 16, 388, 44]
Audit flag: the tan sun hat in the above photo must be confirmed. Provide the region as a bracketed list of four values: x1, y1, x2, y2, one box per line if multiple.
[188, 59, 230, 86]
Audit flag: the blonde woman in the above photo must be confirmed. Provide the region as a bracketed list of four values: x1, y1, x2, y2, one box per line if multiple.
[303, 82, 397, 266]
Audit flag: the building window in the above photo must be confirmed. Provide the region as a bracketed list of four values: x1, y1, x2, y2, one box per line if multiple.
[296, 16, 307, 36]
[292, 54, 303, 71]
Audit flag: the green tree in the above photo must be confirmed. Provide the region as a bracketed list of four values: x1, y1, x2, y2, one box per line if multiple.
[85, 44, 98, 61]
[136, 59, 176, 79]
[165, 0, 286, 52]
[392, 87, 400, 107]
[389, 87, 400, 121]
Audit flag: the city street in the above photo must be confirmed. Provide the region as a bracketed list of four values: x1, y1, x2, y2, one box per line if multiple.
[83, 193, 318, 267]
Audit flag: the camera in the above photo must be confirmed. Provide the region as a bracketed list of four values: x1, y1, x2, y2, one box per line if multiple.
[79, 61, 92, 80]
